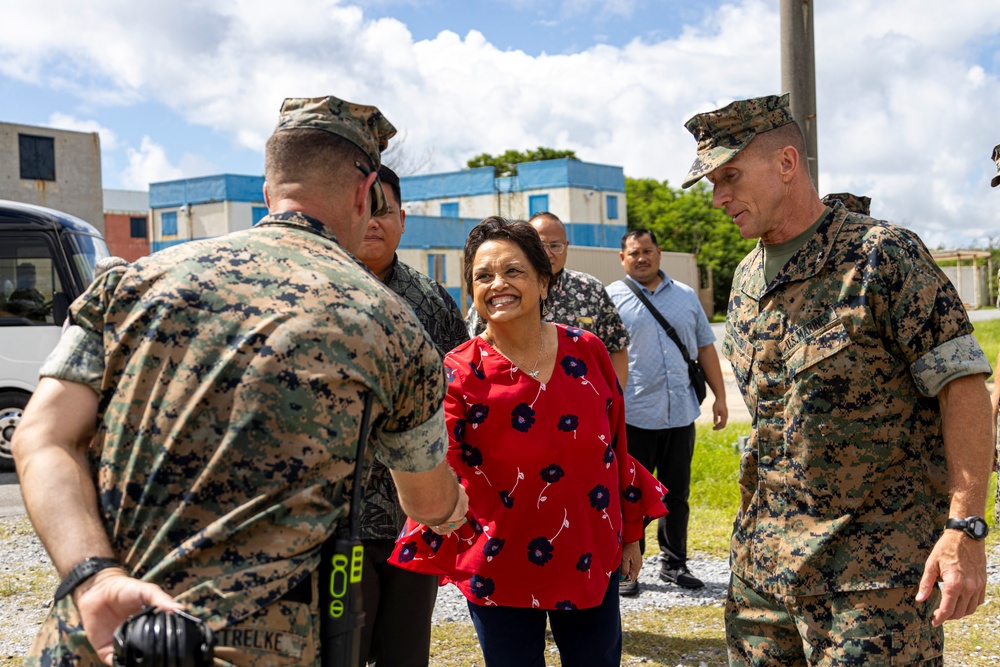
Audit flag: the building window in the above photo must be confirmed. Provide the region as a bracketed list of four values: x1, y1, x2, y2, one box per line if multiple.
[161, 212, 178, 236]
[252, 206, 268, 225]
[130, 217, 147, 239]
[428, 254, 446, 284]
[440, 202, 459, 218]
[529, 194, 549, 218]
[606, 195, 619, 220]
[19, 134, 56, 181]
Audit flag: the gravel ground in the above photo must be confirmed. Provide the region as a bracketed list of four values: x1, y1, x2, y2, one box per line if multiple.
[0, 515, 59, 660]
[3, 514, 999, 659]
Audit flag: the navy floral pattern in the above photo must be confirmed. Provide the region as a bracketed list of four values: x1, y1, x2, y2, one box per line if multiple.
[397, 541, 418, 563]
[470, 574, 495, 599]
[603, 444, 615, 466]
[421, 529, 444, 554]
[560, 355, 587, 378]
[511, 403, 536, 432]
[483, 537, 505, 560]
[622, 485, 642, 504]
[557, 414, 579, 432]
[527, 536, 554, 566]
[390, 327, 667, 613]
[467, 403, 489, 425]
[499, 489, 515, 508]
[589, 484, 611, 511]
[460, 444, 483, 468]
[539, 464, 565, 483]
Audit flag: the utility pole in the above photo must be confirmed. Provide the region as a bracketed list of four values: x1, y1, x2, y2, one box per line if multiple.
[780, 0, 819, 188]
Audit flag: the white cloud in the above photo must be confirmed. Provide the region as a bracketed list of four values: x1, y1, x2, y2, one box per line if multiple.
[46, 113, 118, 150]
[5, 0, 1000, 246]
[121, 137, 184, 190]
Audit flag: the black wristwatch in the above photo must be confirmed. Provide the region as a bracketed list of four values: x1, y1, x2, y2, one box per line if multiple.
[54, 557, 121, 601]
[944, 516, 989, 540]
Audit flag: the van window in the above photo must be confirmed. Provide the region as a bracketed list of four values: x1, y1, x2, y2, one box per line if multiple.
[0, 239, 63, 325]
[64, 232, 110, 285]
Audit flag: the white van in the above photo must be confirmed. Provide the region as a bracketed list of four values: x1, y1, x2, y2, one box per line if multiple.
[0, 200, 110, 471]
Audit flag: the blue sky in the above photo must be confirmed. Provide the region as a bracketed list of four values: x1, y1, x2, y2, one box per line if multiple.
[3, 0, 1000, 248]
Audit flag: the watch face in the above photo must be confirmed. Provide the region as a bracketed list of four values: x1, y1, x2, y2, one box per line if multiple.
[971, 519, 988, 538]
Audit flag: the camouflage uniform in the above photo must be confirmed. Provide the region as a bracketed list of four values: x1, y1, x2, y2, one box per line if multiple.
[820, 192, 871, 216]
[466, 267, 630, 353]
[684, 94, 992, 665]
[27, 98, 448, 667]
[360, 256, 469, 540]
[721, 204, 990, 662]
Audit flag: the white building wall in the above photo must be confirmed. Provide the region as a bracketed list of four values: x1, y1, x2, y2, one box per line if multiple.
[227, 201, 261, 233]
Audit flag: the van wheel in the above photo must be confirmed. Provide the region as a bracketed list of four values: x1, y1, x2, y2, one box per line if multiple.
[0, 391, 29, 473]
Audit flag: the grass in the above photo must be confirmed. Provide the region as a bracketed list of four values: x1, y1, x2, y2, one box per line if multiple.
[974, 318, 1000, 379]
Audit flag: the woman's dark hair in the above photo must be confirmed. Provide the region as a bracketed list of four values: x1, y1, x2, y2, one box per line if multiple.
[463, 216, 552, 298]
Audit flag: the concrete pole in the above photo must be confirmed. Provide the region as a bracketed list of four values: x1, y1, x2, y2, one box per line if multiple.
[780, 0, 819, 188]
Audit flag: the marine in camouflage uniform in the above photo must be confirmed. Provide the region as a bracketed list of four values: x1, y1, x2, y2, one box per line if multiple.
[683, 94, 995, 666]
[15, 96, 466, 667]
[355, 165, 469, 667]
[465, 213, 630, 381]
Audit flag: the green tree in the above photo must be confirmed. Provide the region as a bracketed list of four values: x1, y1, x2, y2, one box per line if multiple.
[467, 147, 578, 177]
[625, 178, 756, 312]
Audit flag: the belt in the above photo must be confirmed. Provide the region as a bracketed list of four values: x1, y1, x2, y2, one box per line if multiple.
[278, 572, 312, 605]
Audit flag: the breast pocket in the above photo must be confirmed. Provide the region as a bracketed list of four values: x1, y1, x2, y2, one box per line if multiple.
[723, 329, 756, 418]
[783, 317, 852, 382]
[781, 315, 878, 421]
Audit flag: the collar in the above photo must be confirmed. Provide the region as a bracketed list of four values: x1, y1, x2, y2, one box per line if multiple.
[737, 207, 842, 300]
[626, 270, 671, 295]
[381, 254, 400, 285]
[254, 211, 341, 245]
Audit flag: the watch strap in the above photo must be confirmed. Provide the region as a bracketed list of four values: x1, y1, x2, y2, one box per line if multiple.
[944, 516, 989, 540]
[54, 557, 120, 601]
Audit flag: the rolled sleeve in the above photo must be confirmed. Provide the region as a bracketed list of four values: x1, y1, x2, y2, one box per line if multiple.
[38, 325, 104, 394]
[910, 334, 991, 397]
[375, 406, 448, 473]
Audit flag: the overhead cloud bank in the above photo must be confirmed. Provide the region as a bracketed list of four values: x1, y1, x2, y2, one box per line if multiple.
[4, 0, 1000, 247]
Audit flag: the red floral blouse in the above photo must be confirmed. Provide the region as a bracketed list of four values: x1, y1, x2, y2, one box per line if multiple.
[390, 324, 667, 611]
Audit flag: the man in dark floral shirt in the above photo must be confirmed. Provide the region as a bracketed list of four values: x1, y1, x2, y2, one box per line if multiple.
[355, 165, 469, 667]
[465, 212, 630, 384]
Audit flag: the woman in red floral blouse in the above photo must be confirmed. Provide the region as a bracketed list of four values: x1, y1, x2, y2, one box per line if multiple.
[392, 217, 666, 666]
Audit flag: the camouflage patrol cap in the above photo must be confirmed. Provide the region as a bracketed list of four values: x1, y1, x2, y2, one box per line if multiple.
[275, 96, 397, 216]
[275, 96, 396, 169]
[821, 192, 871, 216]
[681, 93, 794, 189]
[991, 144, 1000, 187]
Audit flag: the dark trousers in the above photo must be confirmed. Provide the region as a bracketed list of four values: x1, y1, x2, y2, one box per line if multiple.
[466, 576, 621, 667]
[359, 538, 439, 667]
[625, 422, 695, 568]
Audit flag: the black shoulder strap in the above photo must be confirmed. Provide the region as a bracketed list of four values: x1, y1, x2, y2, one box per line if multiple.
[624, 278, 693, 363]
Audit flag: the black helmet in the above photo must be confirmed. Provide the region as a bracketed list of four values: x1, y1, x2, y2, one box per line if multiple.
[112, 606, 214, 667]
